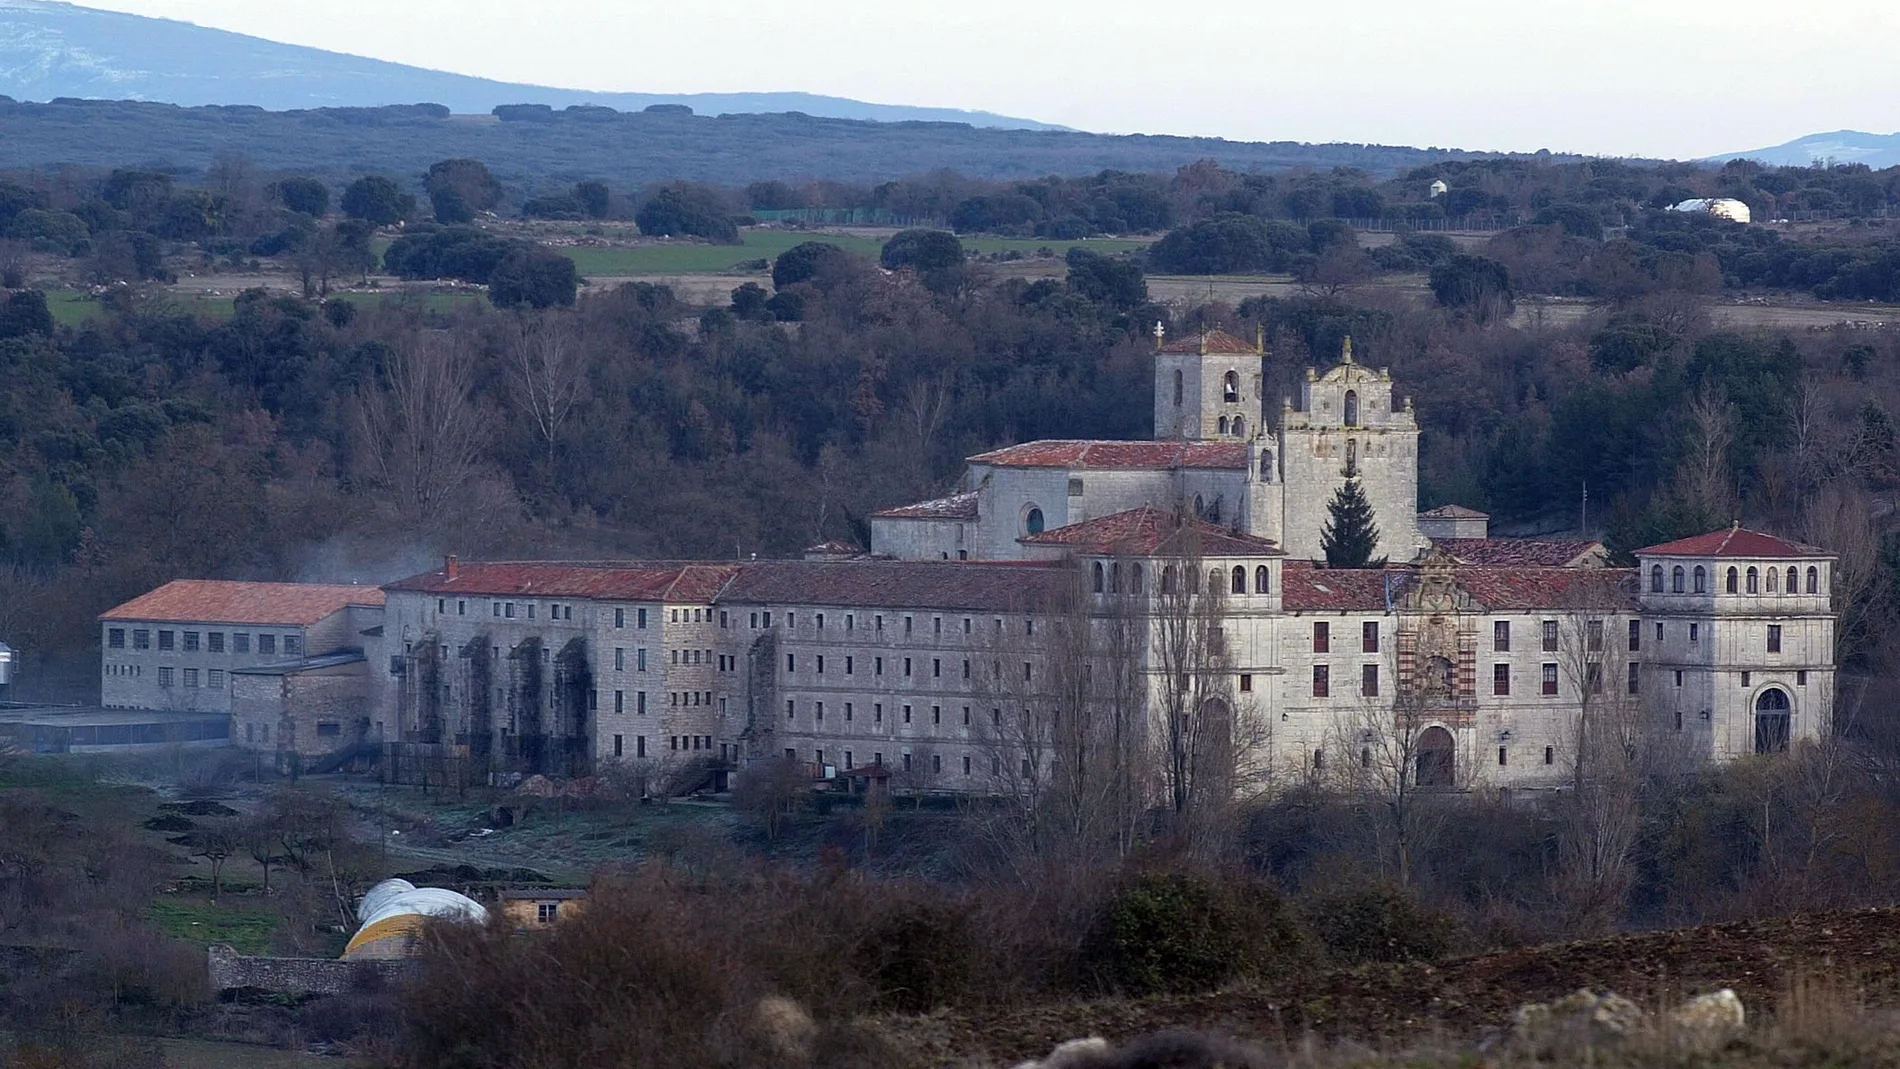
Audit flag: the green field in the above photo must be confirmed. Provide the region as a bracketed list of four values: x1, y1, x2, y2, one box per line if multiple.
[562, 230, 1149, 277]
[143, 898, 281, 955]
[44, 287, 483, 325]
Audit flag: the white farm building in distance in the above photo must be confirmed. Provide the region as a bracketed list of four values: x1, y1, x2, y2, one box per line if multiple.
[104, 331, 1838, 795]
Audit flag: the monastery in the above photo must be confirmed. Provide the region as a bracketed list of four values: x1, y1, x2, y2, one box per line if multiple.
[100, 331, 1836, 791]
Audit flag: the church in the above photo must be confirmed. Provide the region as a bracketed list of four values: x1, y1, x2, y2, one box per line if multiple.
[114, 329, 1836, 792]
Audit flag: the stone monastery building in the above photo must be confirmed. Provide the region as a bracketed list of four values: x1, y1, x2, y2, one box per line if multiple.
[104, 332, 1838, 791]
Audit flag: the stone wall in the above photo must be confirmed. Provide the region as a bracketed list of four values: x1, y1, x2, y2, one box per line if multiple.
[207, 943, 413, 996]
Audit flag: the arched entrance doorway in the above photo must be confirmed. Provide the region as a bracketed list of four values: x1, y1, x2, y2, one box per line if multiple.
[1416, 725, 1455, 787]
[1755, 689, 1791, 754]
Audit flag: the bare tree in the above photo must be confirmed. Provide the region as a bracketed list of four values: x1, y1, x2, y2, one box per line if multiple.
[508, 313, 588, 466]
[1801, 482, 1888, 672]
[1682, 383, 1738, 525]
[356, 333, 502, 533]
[1151, 542, 1249, 854]
[1323, 647, 1460, 889]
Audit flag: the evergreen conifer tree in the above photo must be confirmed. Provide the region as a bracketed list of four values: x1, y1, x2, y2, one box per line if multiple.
[1321, 478, 1386, 568]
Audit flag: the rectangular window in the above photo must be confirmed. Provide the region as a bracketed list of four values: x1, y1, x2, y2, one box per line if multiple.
[1655, 622, 1664, 643]
[258, 634, 276, 656]
[1542, 621, 1559, 652]
[1239, 674, 1253, 693]
[786, 700, 796, 721]
[208, 632, 225, 653]
[1493, 663, 1510, 696]
[816, 701, 825, 722]
[207, 669, 224, 689]
[613, 734, 624, 758]
[1586, 620, 1603, 653]
[932, 658, 941, 678]
[108, 628, 125, 649]
[933, 754, 942, 774]
[904, 658, 912, 677]
[1798, 670, 1808, 686]
[816, 613, 825, 630]
[158, 630, 175, 651]
[1313, 665, 1330, 698]
[158, 667, 174, 687]
[1544, 746, 1554, 765]
[615, 608, 625, 629]
[183, 668, 199, 688]
[637, 691, 647, 715]
[1494, 621, 1510, 652]
[1541, 663, 1559, 695]
[903, 704, 913, 724]
[845, 656, 854, 675]
[963, 755, 972, 775]
[1767, 625, 1782, 653]
[845, 702, 854, 722]
[904, 754, 913, 772]
[316, 721, 340, 738]
[720, 611, 729, 628]
[133, 629, 150, 650]
[875, 657, 885, 676]
[1627, 662, 1641, 695]
[505, 603, 515, 619]
[817, 655, 825, 674]
[786, 653, 796, 673]
[1362, 621, 1380, 654]
[1023, 662, 1033, 682]
[285, 634, 303, 657]
[875, 703, 883, 723]
[638, 608, 649, 629]
[932, 705, 941, 725]
[1628, 620, 1642, 652]
[1586, 663, 1603, 695]
[1690, 623, 1700, 643]
[1313, 622, 1330, 654]
[638, 735, 647, 758]
[615, 648, 626, 671]
[1361, 664, 1379, 697]
[637, 649, 647, 671]
[1675, 670, 1683, 687]
[182, 631, 200, 652]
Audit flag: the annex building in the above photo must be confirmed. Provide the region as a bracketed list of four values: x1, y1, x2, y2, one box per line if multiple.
[105, 332, 1839, 793]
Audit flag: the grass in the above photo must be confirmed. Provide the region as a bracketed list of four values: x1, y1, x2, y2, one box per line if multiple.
[143, 898, 280, 956]
[561, 229, 1149, 277]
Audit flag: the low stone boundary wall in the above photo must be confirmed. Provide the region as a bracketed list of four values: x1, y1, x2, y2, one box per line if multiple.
[207, 944, 415, 996]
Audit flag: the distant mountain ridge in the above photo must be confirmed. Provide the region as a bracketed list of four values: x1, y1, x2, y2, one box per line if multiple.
[1711, 130, 1900, 169]
[0, 0, 1066, 129]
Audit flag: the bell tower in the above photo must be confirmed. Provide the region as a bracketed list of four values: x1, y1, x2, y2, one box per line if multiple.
[1152, 325, 1265, 441]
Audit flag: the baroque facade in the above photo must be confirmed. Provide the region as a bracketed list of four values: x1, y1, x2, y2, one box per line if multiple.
[353, 331, 1836, 791]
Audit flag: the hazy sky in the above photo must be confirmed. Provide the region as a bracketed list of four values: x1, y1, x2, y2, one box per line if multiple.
[75, 0, 1900, 159]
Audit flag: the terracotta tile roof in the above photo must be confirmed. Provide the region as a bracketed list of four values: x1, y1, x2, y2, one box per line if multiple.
[101, 581, 384, 625]
[1280, 563, 1639, 613]
[1435, 539, 1606, 568]
[384, 561, 743, 603]
[871, 492, 981, 521]
[717, 560, 1065, 613]
[1419, 504, 1490, 519]
[1452, 567, 1639, 612]
[1639, 527, 1827, 559]
[1020, 507, 1283, 557]
[968, 440, 1249, 471]
[1157, 328, 1260, 355]
[1281, 562, 1401, 612]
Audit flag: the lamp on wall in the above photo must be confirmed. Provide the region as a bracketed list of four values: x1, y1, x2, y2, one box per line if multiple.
[1499, 729, 1513, 743]
[1699, 710, 1711, 720]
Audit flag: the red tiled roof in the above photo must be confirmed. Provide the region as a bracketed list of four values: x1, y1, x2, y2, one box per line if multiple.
[871, 492, 980, 521]
[384, 561, 742, 603]
[101, 581, 384, 625]
[1639, 527, 1827, 559]
[968, 440, 1249, 471]
[1436, 539, 1605, 568]
[717, 560, 1065, 613]
[1020, 507, 1282, 557]
[1157, 328, 1260, 355]
[1280, 563, 1639, 613]
[1419, 504, 1490, 519]
[1281, 563, 1400, 612]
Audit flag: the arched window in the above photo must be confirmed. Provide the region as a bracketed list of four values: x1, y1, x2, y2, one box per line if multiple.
[1092, 561, 1104, 594]
[1766, 567, 1778, 593]
[1746, 567, 1759, 594]
[1110, 562, 1121, 594]
[1232, 415, 1246, 438]
[1650, 565, 1664, 593]
[1193, 494, 1205, 518]
[1231, 566, 1247, 595]
[1172, 370, 1183, 406]
[1218, 416, 1229, 435]
[1025, 507, 1044, 535]
[1693, 566, 1707, 594]
[1161, 565, 1177, 594]
[1807, 566, 1819, 594]
[1786, 567, 1799, 594]
[1130, 564, 1144, 595]
[1260, 452, 1274, 483]
[1416, 726, 1455, 787]
[1223, 371, 1239, 403]
[1344, 389, 1360, 427]
[1255, 566, 1271, 594]
[1672, 566, 1685, 593]
[1725, 567, 1739, 594]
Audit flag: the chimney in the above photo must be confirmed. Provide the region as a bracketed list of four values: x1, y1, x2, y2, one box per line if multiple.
[445, 555, 459, 580]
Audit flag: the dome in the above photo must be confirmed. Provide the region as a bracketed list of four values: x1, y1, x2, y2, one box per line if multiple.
[342, 878, 487, 960]
[1667, 198, 1751, 224]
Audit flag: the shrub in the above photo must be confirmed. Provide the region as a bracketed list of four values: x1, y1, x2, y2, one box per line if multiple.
[1082, 869, 1308, 996]
[850, 896, 975, 1012]
[1302, 884, 1459, 966]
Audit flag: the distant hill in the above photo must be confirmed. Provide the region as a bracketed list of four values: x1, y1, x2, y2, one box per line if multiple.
[1710, 130, 1900, 169]
[0, 97, 1578, 189]
[0, 0, 1063, 129]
